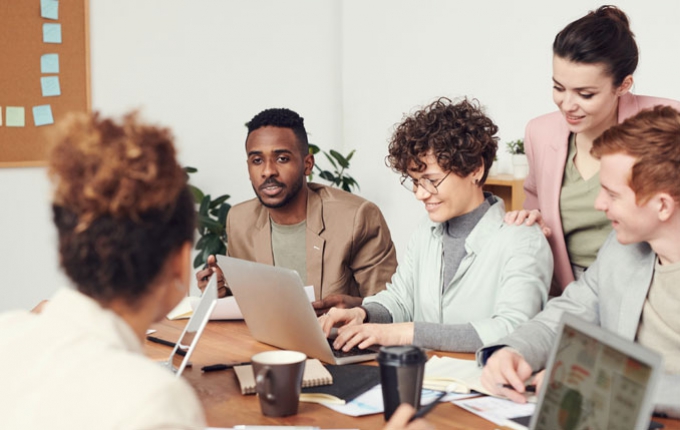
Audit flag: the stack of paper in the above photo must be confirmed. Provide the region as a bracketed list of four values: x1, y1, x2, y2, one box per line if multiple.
[423, 355, 491, 395]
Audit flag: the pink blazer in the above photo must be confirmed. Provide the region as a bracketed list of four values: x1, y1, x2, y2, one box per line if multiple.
[523, 93, 680, 296]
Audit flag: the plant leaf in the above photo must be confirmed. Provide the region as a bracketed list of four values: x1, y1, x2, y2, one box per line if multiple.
[188, 185, 205, 204]
[329, 150, 349, 168]
[323, 152, 338, 169]
[198, 214, 224, 234]
[184, 166, 198, 174]
[199, 195, 211, 215]
[193, 252, 205, 269]
[309, 143, 320, 155]
[195, 235, 211, 250]
[319, 170, 335, 182]
[217, 203, 230, 225]
[209, 194, 230, 208]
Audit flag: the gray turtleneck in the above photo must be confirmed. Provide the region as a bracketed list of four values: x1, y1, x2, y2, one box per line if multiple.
[363, 193, 496, 352]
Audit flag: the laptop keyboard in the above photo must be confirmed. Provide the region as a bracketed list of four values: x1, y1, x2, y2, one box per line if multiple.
[327, 339, 377, 358]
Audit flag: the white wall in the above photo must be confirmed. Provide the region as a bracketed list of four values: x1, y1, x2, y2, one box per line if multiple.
[2, 0, 680, 310]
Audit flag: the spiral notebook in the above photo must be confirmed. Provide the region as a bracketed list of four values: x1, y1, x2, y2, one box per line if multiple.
[233, 358, 332, 395]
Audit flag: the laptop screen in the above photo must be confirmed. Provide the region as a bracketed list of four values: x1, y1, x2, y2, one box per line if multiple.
[531, 314, 660, 430]
[164, 274, 218, 377]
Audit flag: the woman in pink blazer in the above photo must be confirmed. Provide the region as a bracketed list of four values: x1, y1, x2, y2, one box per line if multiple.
[507, 6, 680, 296]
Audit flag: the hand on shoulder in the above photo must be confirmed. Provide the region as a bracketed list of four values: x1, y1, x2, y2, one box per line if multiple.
[504, 209, 551, 237]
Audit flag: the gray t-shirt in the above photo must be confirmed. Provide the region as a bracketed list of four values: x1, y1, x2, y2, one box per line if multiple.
[271, 219, 307, 285]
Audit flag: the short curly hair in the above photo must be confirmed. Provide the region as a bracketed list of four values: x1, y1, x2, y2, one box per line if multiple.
[592, 105, 680, 205]
[48, 112, 195, 307]
[387, 97, 498, 184]
[245, 108, 309, 156]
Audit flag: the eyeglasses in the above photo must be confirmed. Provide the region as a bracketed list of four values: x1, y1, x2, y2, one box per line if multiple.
[400, 171, 452, 195]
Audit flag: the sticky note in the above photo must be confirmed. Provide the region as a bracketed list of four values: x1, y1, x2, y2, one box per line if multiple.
[6, 107, 26, 127]
[0, 107, 3, 126]
[43, 23, 62, 43]
[41, 0, 59, 20]
[33, 105, 54, 127]
[41, 76, 61, 97]
[41, 54, 59, 73]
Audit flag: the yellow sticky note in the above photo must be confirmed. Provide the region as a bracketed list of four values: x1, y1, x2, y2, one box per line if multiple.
[6, 107, 25, 127]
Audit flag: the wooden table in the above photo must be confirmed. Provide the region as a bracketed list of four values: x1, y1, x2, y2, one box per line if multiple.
[145, 319, 493, 429]
[145, 319, 680, 429]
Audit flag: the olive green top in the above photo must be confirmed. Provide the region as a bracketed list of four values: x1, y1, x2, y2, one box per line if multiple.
[559, 133, 612, 268]
[271, 219, 307, 284]
[637, 258, 680, 374]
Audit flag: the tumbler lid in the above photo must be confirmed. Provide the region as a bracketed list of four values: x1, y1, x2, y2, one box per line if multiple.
[377, 345, 427, 366]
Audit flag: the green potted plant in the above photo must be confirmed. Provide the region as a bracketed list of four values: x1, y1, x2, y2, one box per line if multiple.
[506, 139, 528, 178]
[308, 144, 359, 193]
[184, 167, 230, 269]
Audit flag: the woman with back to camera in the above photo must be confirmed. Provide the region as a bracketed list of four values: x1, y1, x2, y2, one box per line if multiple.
[506, 5, 680, 295]
[0, 112, 207, 428]
[0, 111, 431, 430]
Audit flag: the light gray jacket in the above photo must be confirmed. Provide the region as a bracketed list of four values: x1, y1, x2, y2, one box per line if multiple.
[364, 197, 552, 345]
[477, 231, 680, 419]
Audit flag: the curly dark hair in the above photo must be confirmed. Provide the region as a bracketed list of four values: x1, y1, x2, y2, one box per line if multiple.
[387, 97, 498, 184]
[48, 112, 195, 308]
[246, 108, 309, 156]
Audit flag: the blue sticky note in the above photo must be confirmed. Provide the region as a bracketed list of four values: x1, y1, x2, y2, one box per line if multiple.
[33, 105, 54, 127]
[43, 23, 62, 44]
[41, 0, 59, 20]
[41, 54, 59, 74]
[6, 107, 26, 127]
[41, 76, 61, 97]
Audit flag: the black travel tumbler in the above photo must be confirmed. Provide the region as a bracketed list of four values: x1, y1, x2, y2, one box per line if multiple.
[377, 345, 427, 421]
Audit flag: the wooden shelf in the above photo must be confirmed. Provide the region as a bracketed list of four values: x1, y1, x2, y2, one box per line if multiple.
[484, 174, 526, 211]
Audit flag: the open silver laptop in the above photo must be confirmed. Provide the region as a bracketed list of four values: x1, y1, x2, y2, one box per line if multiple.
[161, 274, 218, 378]
[219, 255, 378, 365]
[507, 312, 662, 430]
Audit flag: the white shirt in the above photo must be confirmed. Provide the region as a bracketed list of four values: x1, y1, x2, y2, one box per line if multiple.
[0, 287, 205, 430]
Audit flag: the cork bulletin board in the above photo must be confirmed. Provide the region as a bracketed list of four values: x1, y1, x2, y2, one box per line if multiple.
[0, 0, 90, 167]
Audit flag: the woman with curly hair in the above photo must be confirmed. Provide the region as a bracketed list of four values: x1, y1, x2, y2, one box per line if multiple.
[320, 98, 553, 353]
[0, 112, 206, 428]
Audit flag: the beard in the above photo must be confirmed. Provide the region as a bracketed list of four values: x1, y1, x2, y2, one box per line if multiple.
[253, 175, 305, 209]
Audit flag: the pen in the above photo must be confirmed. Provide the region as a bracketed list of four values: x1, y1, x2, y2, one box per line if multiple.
[146, 336, 187, 356]
[502, 383, 536, 393]
[201, 362, 252, 372]
[410, 390, 448, 422]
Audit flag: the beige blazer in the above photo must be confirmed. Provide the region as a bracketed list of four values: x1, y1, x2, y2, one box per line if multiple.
[523, 93, 680, 295]
[226, 183, 397, 300]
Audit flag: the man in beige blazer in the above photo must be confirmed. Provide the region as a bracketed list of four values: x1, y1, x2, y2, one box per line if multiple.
[197, 108, 397, 315]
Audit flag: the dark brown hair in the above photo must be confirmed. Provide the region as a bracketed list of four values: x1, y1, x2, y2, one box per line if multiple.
[386, 97, 498, 184]
[592, 105, 680, 205]
[553, 5, 638, 87]
[48, 112, 195, 307]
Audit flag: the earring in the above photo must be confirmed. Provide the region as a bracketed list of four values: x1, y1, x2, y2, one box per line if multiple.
[474, 178, 480, 185]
